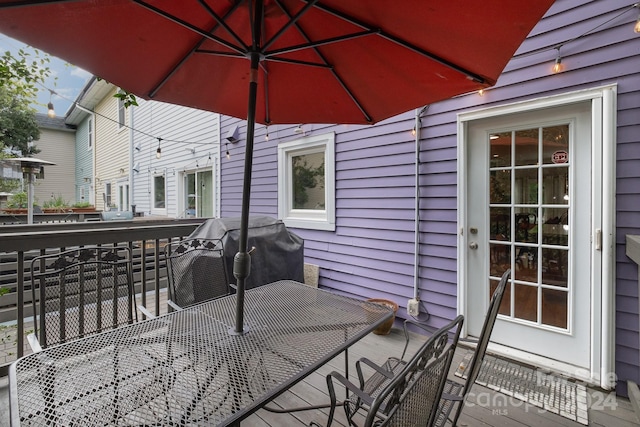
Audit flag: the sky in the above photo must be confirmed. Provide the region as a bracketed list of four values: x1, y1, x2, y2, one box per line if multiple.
[0, 33, 92, 117]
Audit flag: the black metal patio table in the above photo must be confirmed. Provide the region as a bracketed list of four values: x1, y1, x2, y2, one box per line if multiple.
[9, 280, 392, 426]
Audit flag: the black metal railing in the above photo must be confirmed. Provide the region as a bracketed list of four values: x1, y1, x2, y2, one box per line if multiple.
[0, 218, 204, 375]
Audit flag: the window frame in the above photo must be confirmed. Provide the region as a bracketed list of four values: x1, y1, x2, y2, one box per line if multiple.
[117, 96, 125, 129]
[151, 172, 167, 215]
[277, 132, 335, 231]
[87, 117, 94, 150]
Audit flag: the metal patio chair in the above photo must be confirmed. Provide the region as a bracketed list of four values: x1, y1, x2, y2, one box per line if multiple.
[311, 315, 464, 427]
[28, 245, 136, 352]
[434, 268, 511, 426]
[164, 237, 231, 309]
[139, 237, 231, 317]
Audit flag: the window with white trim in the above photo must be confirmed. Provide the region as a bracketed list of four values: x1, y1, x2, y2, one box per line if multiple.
[278, 132, 335, 231]
[117, 97, 125, 129]
[87, 117, 93, 149]
[153, 174, 166, 210]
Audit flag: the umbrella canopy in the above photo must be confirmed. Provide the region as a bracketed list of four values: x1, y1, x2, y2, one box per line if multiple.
[0, 0, 554, 333]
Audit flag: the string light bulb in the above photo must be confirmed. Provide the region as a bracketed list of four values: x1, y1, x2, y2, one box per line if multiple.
[155, 138, 162, 159]
[478, 88, 485, 96]
[226, 143, 230, 160]
[634, 3, 640, 33]
[411, 126, 416, 137]
[552, 47, 563, 73]
[46, 89, 56, 118]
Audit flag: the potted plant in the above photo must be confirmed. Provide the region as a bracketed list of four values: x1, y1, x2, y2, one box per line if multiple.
[3, 191, 31, 214]
[365, 298, 399, 335]
[42, 194, 71, 213]
[71, 201, 97, 212]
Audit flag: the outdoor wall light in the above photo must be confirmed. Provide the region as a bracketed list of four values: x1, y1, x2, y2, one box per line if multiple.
[132, 162, 140, 173]
[226, 125, 240, 143]
[134, 143, 141, 151]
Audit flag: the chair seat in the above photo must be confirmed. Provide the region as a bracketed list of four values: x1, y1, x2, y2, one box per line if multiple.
[315, 315, 464, 427]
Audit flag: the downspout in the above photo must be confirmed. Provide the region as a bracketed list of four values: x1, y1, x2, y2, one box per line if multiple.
[413, 106, 429, 304]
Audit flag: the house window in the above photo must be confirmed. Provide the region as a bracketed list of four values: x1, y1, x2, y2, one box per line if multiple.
[87, 117, 93, 149]
[104, 182, 112, 209]
[117, 96, 125, 129]
[278, 132, 335, 231]
[153, 174, 166, 209]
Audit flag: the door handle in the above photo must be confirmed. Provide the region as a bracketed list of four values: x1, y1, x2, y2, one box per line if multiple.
[469, 242, 478, 250]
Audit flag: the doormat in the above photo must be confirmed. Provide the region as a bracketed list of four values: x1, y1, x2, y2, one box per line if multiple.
[455, 352, 589, 425]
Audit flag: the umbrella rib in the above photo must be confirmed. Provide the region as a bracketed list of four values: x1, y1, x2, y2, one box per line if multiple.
[262, 57, 332, 69]
[197, 0, 248, 51]
[133, 0, 246, 57]
[261, 0, 319, 51]
[264, 30, 378, 58]
[134, 0, 247, 98]
[270, 0, 373, 123]
[308, 1, 487, 83]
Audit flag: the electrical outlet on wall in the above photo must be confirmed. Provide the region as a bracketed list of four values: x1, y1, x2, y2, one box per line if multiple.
[407, 298, 420, 316]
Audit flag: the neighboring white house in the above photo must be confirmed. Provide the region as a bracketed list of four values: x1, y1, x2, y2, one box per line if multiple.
[66, 78, 222, 217]
[131, 99, 221, 219]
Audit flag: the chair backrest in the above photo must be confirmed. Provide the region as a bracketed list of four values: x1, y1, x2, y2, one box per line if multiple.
[30, 245, 136, 348]
[365, 315, 464, 427]
[164, 238, 230, 308]
[463, 268, 511, 392]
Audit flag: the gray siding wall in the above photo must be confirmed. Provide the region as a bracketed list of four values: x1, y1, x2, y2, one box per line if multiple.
[32, 127, 76, 206]
[219, 0, 640, 394]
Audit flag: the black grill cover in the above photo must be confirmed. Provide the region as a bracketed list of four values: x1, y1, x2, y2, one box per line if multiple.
[189, 216, 304, 289]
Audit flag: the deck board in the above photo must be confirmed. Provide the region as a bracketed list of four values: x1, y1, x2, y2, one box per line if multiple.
[1, 296, 638, 426]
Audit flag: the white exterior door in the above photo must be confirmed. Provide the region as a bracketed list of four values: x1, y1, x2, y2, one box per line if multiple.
[463, 101, 597, 372]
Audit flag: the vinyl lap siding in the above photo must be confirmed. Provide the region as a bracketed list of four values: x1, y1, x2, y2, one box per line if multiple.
[94, 88, 130, 211]
[131, 100, 220, 217]
[218, 0, 640, 393]
[32, 127, 76, 206]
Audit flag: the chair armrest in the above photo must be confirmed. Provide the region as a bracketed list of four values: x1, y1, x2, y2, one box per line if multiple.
[26, 333, 42, 353]
[137, 305, 156, 319]
[167, 300, 183, 312]
[356, 357, 395, 384]
[327, 371, 375, 407]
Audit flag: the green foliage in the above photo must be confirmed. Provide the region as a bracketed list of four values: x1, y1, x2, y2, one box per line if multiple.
[114, 90, 139, 108]
[0, 47, 52, 156]
[96, 77, 139, 108]
[43, 194, 70, 208]
[292, 156, 324, 209]
[72, 201, 94, 208]
[6, 191, 30, 208]
[0, 177, 21, 194]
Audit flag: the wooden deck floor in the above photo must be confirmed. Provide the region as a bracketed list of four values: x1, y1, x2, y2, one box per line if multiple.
[243, 328, 639, 427]
[1, 295, 638, 426]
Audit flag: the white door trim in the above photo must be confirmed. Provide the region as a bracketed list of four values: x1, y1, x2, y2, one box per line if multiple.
[456, 85, 617, 389]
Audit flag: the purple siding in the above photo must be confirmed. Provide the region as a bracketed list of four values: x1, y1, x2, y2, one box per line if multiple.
[219, 0, 640, 395]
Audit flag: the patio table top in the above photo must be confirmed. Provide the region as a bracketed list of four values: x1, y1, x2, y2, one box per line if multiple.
[9, 280, 392, 426]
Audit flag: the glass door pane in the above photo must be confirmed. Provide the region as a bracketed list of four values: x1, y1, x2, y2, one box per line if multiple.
[488, 124, 571, 330]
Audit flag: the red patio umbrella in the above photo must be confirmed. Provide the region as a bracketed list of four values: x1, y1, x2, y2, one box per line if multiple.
[0, 0, 555, 333]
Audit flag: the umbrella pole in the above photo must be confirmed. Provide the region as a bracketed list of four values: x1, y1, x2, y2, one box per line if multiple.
[232, 0, 263, 335]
